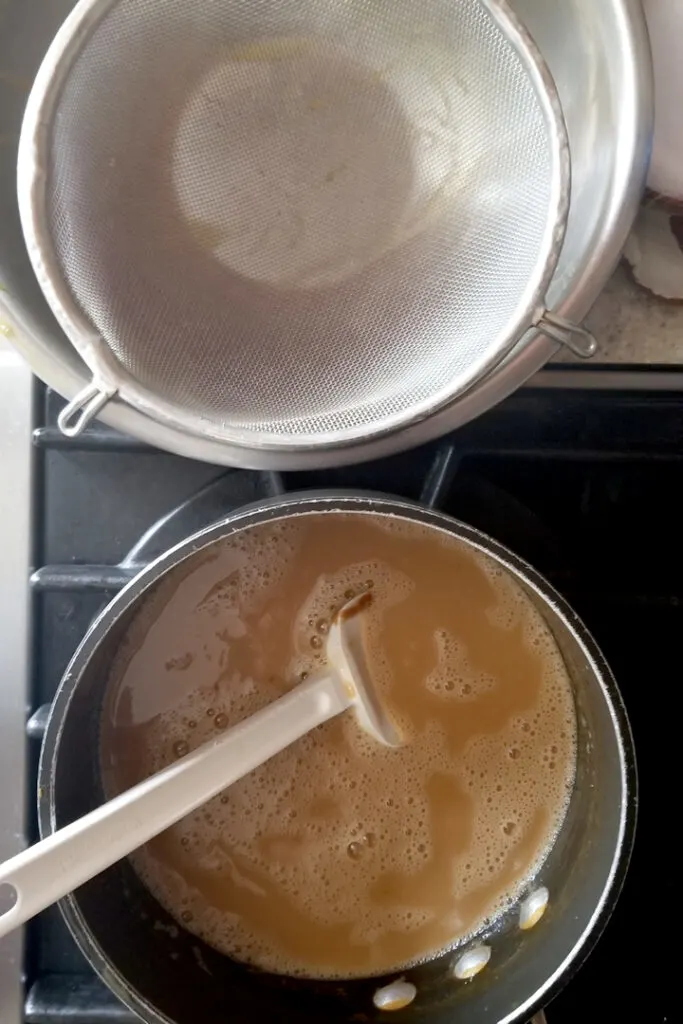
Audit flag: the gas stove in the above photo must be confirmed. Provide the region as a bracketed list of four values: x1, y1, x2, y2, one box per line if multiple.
[1, 376, 676, 1023]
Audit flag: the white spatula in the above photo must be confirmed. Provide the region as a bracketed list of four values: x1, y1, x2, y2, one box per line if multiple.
[0, 593, 400, 939]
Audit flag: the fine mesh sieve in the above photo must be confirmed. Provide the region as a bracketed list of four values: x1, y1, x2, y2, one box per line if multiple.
[18, 0, 585, 452]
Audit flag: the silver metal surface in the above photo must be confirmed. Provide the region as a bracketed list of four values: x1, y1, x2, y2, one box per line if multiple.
[40, 494, 636, 1024]
[19, 0, 569, 450]
[0, 0, 652, 468]
[0, 336, 33, 1024]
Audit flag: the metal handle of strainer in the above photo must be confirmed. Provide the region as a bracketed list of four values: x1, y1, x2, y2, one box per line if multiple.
[57, 380, 117, 437]
[536, 312, 598, 359]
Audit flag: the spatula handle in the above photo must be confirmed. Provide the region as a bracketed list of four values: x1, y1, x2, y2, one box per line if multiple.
[0, 672, 348, 939]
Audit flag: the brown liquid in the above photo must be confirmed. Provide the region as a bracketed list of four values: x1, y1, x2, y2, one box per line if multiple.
[101, 512, 576, 979]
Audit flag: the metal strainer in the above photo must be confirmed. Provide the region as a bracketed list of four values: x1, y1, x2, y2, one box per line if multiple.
[18, 0, 587, 452]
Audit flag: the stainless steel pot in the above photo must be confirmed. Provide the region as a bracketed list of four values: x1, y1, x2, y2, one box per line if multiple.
[39, 494, 636, 1024]
[0, 0, 652, 469]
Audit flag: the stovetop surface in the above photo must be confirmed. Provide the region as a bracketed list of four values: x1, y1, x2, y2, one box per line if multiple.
[25, 385, 677, 1022]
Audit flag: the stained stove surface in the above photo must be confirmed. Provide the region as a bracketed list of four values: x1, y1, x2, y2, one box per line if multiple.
[20, 385, 677, 1023]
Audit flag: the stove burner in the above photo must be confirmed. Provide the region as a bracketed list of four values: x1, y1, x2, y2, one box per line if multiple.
[19, 386, 679, 1024]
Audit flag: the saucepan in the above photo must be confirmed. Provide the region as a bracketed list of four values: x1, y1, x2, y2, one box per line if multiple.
[38, 493, 636, 1023]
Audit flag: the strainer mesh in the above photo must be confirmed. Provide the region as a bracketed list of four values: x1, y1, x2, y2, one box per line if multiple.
[45, 0, 558, 443]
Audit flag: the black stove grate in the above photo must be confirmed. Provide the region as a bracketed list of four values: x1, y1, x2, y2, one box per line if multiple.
[26, 385, 678, 1022]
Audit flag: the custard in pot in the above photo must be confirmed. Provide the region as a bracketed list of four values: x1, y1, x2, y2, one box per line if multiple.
[101, 513, 576, 979]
